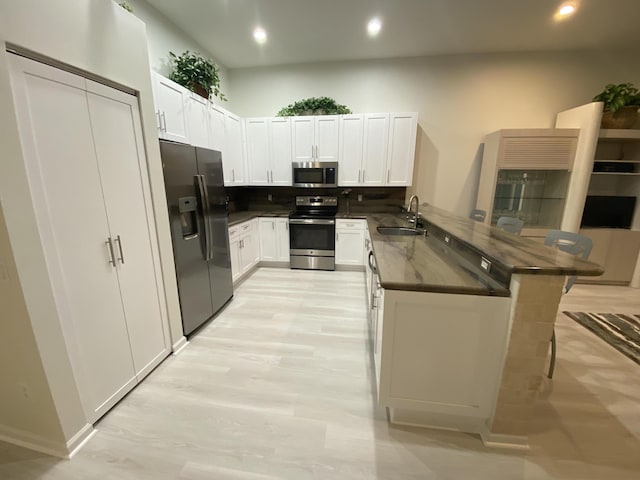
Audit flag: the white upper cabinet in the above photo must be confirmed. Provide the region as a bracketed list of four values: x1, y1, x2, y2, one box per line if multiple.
[269, 117, 293, 185]
[246, 118, 270, 185]
[245, 117, 292, 186]
[151, 72, 189, 144]
[185, 92, 209, 149]
[292, 115, 339, 162]
[339, 114, 365, 185]
[362, 113, 390, 186]
[208, 104, 225, 152]
[224, 111, 247, 186]
[338, 112, 418, 187]
[387, 112, 418, 186]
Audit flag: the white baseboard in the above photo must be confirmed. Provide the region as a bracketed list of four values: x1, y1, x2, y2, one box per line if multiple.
[171, 335, 188, 355]
[0, 422, 95, 458]
[480, 428, 530, 451]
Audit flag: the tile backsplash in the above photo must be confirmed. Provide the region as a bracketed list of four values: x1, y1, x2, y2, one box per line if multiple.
[226, 186, 407, 214]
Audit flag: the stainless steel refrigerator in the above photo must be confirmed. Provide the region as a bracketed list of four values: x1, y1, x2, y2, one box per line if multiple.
[160, 140, 233, 336]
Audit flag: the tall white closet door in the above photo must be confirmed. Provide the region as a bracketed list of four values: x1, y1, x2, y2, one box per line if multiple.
[8, 55, 136, 421]
[86, 82, 169, 379]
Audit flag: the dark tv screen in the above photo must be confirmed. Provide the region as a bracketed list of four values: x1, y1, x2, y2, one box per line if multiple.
[581, 196, 636, 228]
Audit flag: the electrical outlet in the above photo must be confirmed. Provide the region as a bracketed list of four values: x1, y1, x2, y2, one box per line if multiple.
[18, 382, 31, 400]
[444, 235, 450, 244]
[268, 194, 273, 202]
[357, 194, 363, 202]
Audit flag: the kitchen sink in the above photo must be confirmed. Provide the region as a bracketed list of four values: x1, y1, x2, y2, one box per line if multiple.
[377, 226, 425, 236]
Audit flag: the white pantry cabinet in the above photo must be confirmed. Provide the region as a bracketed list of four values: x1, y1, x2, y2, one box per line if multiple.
[151, 71, 189, 144]
[338, 114, 365, 185]
[336, 219, 366, 266]
[245, 117, 292, 186]
[259, 217, 290, 262]
[9, 55, 170, 423]
[228, 219, 259, 282]
[292, 115, 339, 162]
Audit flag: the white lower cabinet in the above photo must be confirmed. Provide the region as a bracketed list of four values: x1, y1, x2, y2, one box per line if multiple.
[374, 289, 511, 429]
[229, 219, 259, 282]
[10, 55, 170, 423]
[336, 219, 366, 266]
[259, 217, 290, 262]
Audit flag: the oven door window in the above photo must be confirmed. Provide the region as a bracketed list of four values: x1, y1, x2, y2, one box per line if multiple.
[290, 223, 335, 251]
[294, 168, 324, 185]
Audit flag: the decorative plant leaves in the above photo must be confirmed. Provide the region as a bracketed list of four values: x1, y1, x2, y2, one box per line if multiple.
[276, 97, 352, 116]
[169, 51, 226, 101]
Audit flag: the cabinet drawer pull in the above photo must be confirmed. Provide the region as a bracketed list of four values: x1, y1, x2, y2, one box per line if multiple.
[115, 235, 125, 264]
[105, 237, 116, 267]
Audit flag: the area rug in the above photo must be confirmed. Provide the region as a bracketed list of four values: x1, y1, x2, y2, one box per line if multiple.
[563, 312, 640, 366]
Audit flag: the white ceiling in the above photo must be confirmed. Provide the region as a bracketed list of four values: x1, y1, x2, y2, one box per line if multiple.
[145, 0, 640, 69]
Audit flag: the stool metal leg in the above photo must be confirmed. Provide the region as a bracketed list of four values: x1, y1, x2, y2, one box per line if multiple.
[548, 329, 557, 379]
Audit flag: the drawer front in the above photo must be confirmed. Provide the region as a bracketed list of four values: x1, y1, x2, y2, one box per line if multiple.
[336, 219, 366, 230]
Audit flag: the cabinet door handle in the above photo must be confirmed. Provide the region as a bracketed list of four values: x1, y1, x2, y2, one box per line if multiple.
[115, 235, 125, 264]
[272, 222, 275, 230]
[160, 112, 167, 132]
[362, 169, 365, 182]
[310, 145, 314, 159]
[387, 169, 390, 183]
[156, 110, 161, 130]
[105, 237, 116, 267]
[232, 169, 235, 183]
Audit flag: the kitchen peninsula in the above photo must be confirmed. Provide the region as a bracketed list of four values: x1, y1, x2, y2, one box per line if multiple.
[364, 204, 603, 449]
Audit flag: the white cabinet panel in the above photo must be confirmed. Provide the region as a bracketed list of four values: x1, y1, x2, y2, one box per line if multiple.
[362, 113, 389, 186]
[185, 93, 210, 149]
[246, 118, 270, 185]
[336, 220, 365, 266]
[259, 218, 277, 261]
[316, 115, 340, 161]
[225, 112, 246, 185]
[387, 113, 418, 186]
[152, 72, 189, 144]
[208, 105, 225, 152]
[276, 219, 290, 262]
[269, 118, 293, 185]
[339, 114, 364, 186]
[292, 116, 315, 161]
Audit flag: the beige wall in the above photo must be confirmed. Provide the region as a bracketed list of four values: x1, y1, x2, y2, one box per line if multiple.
[0, 0, 183, 452]
[126, 0, 230, 102]
[0, 204, 66, 446]
[228, 51, 640, 215]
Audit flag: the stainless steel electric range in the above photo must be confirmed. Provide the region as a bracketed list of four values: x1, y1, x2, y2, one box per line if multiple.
[289, 196, 338, 271]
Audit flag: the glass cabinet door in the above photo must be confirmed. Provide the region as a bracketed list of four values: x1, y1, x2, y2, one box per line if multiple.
[492, 169, 570, 229]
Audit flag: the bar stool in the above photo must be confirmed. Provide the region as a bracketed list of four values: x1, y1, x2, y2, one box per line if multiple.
[496, 216, 524, 235]
[544, 230, 593, 378]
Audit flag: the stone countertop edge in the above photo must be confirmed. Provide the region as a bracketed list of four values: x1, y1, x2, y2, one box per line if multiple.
[228, 210, 291, 226]
[417, 204, 604, 277]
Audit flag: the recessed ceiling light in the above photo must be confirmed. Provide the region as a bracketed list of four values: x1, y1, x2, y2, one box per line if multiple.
[558, 4, 576, 16]
[253, 27, 267, 44]
[367, 18, 382, 37]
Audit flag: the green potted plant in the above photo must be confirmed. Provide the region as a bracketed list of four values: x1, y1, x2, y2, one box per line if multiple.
[277, 96, 351, 116]
[168, 51, 226, 101]
[592, 83, 640, 129]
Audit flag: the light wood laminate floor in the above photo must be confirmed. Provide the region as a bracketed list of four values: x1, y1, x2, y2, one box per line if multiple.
[0, 269, 639, 479]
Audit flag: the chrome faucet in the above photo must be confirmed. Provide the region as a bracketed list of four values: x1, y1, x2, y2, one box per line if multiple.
[408, 194, 420, 227]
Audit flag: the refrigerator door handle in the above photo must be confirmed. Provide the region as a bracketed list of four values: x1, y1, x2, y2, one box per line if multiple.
[195, 174, 212, 261]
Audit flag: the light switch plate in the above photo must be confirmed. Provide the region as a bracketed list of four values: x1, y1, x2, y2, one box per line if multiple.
[480, 257, 492, 272]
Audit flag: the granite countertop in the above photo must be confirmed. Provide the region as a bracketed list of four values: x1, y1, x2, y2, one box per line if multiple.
[228, 210, 291, 226]
[418, 204, 605, 276]
[367, 214, 511, 296]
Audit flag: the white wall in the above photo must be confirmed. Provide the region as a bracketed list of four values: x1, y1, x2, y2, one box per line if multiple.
[127, 0, 229, 103]
[228, 51, 640, 215]
[0, 0, 183, 454]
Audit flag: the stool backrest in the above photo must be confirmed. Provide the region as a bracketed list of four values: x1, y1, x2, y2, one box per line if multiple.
[496, 216, 524, 235]
[544, 230, 593, 293]
[470, 209, 486, 222]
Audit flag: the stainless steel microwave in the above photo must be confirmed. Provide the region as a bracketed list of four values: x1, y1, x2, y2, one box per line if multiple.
[292, 162, 338, 188]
